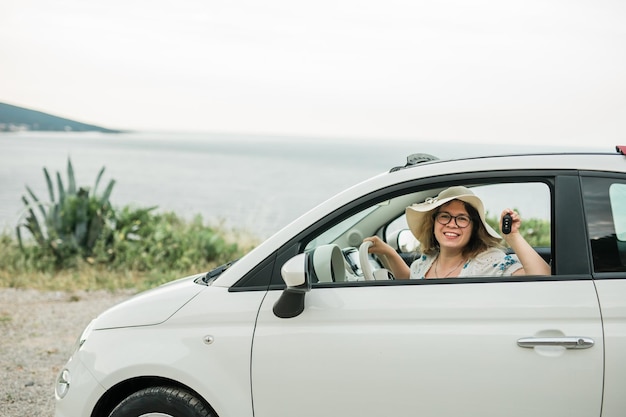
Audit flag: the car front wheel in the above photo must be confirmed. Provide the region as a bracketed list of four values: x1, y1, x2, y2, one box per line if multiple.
[108, 386, 214, 417]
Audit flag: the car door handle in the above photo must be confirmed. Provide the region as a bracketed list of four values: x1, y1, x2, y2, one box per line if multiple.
[517, 337, 595, 349]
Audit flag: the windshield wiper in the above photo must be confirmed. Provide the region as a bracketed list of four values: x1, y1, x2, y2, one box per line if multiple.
[200, 260, 238, 285]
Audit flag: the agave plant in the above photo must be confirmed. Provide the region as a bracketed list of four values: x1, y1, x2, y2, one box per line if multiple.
[16, 158, 116, 264]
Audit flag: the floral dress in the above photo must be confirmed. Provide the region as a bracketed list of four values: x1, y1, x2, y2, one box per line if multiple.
[409, 248, 522, 279]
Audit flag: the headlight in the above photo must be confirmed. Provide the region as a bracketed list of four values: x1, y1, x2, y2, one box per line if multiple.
[56, 319, 95, 399]
[55, 368, 71, 399]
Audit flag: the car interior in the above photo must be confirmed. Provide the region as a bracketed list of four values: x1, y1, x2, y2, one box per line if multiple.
[303, 182, 552, 283]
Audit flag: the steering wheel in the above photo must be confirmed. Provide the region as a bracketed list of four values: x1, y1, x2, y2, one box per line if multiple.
[359, 241, 376, 281]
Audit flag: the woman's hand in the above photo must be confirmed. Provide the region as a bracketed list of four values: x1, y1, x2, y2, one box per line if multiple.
[363, 236, 411, 279]
[363, 236, 394, 256]
[499, 208, 551, 276]
[500, 208, 521, 236]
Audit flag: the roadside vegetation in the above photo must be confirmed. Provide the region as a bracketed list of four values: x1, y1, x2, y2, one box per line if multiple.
[0, 159, 258, 292]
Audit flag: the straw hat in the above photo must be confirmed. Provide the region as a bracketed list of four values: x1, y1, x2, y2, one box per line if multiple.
[405, 186, 501, 240]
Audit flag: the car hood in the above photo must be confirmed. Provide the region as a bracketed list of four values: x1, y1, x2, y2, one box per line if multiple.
[92, 273, 206, 330]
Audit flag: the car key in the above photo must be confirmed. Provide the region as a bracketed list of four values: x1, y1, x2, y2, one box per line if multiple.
[502, 213, 512, 234]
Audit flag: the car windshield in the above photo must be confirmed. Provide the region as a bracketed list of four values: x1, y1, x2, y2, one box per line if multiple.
[304, 205, 380, 250]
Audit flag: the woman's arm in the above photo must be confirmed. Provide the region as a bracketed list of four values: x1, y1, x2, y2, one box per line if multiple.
[500, 209, 551, 276]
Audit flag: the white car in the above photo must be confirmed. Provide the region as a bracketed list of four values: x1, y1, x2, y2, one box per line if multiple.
[56, 148, 626, 417]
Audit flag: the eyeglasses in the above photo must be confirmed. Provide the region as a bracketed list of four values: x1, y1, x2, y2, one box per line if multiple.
[434, 212, 472, 228]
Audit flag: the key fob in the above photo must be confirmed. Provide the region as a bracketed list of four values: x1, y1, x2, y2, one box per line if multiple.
[502, 213, 512, 234]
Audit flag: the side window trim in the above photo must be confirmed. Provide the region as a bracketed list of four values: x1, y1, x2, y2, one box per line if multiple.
[309, 173, 560, 283]
[554, 175, 591, 276]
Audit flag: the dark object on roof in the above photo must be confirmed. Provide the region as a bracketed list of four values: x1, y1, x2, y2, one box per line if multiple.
[390, 153, 439, 172]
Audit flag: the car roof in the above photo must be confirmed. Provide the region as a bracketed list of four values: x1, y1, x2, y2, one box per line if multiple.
[389, 146, 624, 173]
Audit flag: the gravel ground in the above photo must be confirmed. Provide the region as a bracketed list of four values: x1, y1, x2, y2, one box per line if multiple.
[0, 288, 134, 417]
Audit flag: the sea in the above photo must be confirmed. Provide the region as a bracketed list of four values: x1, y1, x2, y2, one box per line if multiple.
[0, 131, 609, 240]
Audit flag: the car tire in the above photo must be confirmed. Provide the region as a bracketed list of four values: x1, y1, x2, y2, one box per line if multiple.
[108, 386, 214, 417]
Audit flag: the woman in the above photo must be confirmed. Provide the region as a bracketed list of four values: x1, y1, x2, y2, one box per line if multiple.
[365, 186, 551, 279]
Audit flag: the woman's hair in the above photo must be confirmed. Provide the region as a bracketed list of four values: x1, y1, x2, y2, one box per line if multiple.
[416, 200, 502, 257]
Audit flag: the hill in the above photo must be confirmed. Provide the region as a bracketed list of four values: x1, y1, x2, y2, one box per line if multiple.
[0, 102, 124, 133]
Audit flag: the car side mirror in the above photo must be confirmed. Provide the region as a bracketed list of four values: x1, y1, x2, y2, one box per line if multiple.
[273, 244, 346, 318]
[272, 253, 311, 319]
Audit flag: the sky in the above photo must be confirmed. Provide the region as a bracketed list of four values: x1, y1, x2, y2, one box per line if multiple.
[1, 0, 625, 148]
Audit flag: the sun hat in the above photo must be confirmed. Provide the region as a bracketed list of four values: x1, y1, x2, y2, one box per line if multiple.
[405, 186, 501, 240]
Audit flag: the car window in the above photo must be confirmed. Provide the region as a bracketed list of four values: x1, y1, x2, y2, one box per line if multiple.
[385, 182, 551, 248]
[303, 180, 551, 284]
[582, 176, 626, 273]
[467, 183, 551, 248]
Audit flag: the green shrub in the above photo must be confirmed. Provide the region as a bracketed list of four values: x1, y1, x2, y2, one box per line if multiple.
[99, 208, 243, 273]
[2, 211, 257, 291]
[7, 159, 258, 291]
[16, 158, 116, 267]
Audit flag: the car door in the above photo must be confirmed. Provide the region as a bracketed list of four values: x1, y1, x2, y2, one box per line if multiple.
[250, 177, 603, 417]
[252, 280, 602, 417]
